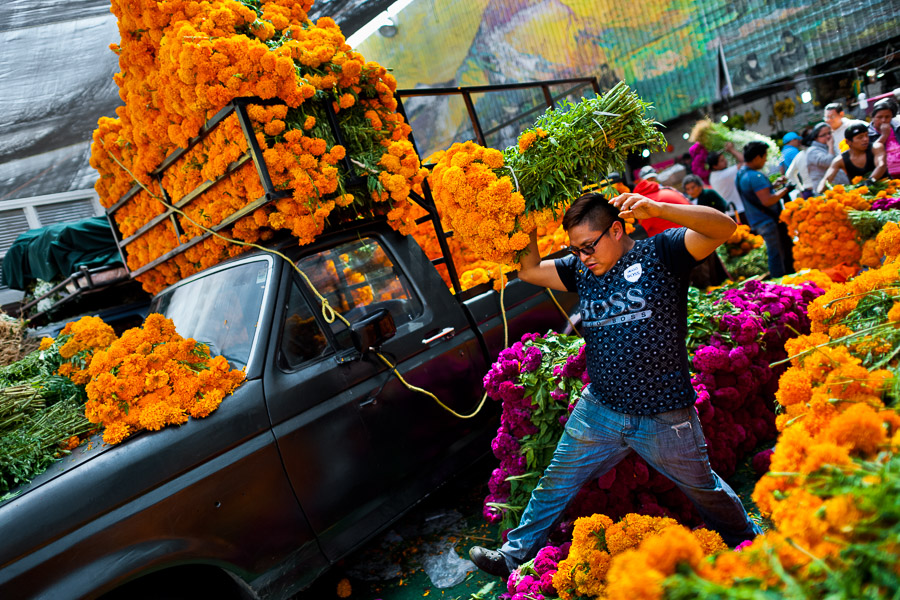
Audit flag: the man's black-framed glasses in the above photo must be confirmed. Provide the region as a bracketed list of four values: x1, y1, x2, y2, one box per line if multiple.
[566, 223, 614, 257]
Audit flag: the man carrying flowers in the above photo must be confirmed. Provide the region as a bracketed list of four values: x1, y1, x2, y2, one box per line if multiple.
[469, 192, 760, 578]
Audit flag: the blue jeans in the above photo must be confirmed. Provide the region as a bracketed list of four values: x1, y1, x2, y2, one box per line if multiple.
[754, 219, 792, 278]
[499, 387, 761, 568]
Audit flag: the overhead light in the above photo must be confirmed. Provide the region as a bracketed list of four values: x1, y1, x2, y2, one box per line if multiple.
[378, 16, 398, 37]
[867, 68, 877, 78]
[641, 149, 650, 158]
[800, 91, 812, 103]
[346, 0, 416, 46]
[682, 133, 690, 140]
[720, 115, 729, 123]
[877, 72, 885, 79]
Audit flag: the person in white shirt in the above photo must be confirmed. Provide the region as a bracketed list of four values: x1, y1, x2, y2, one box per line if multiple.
[824, 102, 851, 154]
[784, 145, 811, 198]
[707, 142, 745, 222]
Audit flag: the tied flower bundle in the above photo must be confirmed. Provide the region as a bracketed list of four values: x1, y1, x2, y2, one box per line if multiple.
[92, 0, 428, 294]
[0, 316, 118, 495]
[781, 181, 890, 270]
[547, 513, 726, 600]
[503, 543, 571, 600]
[651, 224, 900, 599]
[690, 279, 823, 477]
[429, 82, 665, 268]
[84, 314, 245, 445]
[715, 224, 768, 279]
[482, 332, 588, 532]
[408, 204, 569, 292]
[689, 118, 781, 172]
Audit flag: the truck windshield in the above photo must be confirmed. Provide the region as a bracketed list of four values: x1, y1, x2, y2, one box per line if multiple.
[151, 260, 269, 369]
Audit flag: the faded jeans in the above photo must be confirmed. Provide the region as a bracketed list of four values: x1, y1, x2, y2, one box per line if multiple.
[499, 387, 761, 569]
[754, 219, 793, 278]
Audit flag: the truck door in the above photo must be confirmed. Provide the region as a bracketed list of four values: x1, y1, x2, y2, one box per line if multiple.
[263, 229, 490, 561]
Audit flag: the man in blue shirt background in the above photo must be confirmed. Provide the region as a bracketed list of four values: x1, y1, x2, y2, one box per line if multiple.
[780, 132, 802, 173]
[736, 141, 794, 277]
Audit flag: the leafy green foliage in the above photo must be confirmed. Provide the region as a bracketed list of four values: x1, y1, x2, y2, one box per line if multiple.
[503, 81, 667, 213]
[848, 208, 900, 240]
[717, 246, 770, 280]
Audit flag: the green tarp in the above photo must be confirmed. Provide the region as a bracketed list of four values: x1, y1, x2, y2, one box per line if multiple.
[1, 216, 122, 290]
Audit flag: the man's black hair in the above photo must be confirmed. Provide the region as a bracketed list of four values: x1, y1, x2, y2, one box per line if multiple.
[824, 102, 844, 113]
[683, 174, 704, 188]
[873, 98, 899, 118]
[742, 141, 768, 163]
[562, 192, 625, 232]
[706, 151, 722, 169]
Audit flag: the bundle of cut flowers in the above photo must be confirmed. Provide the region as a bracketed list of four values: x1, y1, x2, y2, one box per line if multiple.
[689, 118, 781, 173]
[428, 82, 666, 268]
[501, 513, 726, 600]
[0, 313, 245, 496]
[84, 314, 245, 444]
[715, 224, 768, 279]
[409, 181, 626, 292]
[782, 179, 900, 271]
[91, 0, 429, 294]
[0, 317, 115, 496]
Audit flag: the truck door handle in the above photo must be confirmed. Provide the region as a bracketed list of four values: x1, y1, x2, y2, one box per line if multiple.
[422, 327, 455, 345]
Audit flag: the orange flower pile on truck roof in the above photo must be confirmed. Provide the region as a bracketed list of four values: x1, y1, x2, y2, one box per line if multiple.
[91, 0, 427, 295]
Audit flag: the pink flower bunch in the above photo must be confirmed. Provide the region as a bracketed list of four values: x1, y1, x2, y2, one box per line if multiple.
[871, 196, 900, 211]
[690, 142, 710, 184]
[691, 279, 823, 476]
[501, 543, 571, 600]
[482, 333, 587, 529]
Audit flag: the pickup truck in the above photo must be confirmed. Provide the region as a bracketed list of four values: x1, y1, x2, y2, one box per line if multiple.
[0, 219, 575, 599]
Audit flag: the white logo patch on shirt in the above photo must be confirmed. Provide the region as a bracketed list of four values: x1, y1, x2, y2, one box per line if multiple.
[624, 263, 643, 282]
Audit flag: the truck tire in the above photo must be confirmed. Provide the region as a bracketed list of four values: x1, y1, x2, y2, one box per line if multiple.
[99, 565, 250, 600]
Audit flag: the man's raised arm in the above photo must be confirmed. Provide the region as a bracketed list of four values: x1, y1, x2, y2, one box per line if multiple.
[516, 231, 568, 291]
[611, 193, 736, 261]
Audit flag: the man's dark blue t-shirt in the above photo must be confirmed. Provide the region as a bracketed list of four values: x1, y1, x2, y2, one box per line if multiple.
[555, 227, 698, 415]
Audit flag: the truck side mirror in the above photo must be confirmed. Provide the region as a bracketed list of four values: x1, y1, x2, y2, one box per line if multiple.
[350, 308, 396, 353]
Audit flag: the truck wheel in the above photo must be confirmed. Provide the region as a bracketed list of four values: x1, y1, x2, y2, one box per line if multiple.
[100, 565, 249, 600]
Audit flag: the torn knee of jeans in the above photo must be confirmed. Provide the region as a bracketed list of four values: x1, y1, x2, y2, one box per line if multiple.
[671, 421, 692, 437]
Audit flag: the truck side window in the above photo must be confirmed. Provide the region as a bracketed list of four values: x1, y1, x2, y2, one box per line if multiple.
[296, 238, 422, 328]
[280, 279, 331, 369]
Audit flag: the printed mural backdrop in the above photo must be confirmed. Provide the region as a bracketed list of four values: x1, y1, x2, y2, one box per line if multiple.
[357, 0, 900, 159]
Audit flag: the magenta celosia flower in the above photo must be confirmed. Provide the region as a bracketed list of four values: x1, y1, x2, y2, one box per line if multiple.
[521, 345, 543, 372]
[491, 426, 517, 449]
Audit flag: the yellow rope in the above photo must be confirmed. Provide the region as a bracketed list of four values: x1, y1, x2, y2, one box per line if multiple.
[374, 352, 490, 419]
[545, 288, 581, 336]
[102, 143, 487, 418]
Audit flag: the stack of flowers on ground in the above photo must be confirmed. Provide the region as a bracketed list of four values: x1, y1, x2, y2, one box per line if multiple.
[715, 223, 767, 278]
[781, 179, 900, 271]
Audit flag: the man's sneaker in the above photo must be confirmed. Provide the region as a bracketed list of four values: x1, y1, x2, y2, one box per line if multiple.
[469, 545, 511, 578]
